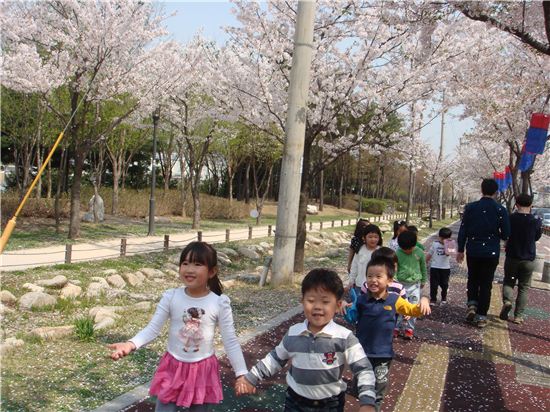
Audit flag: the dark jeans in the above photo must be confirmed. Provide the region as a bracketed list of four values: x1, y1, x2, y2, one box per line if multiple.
[502, 257, 535, 318]
[430, 268, 451, 301]
[370, 357, 392, 412]
[284, 388, 345, 412]
[466, 255, 499, 316]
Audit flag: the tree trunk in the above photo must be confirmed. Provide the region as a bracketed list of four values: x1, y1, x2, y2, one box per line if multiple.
[92, 181, 100, 224]
[293, 143, 311, 273]
[111, 156, 120, 215]
[244, 162, 251, 204]
[192, 185, 200, 229]
[35, 146, 42, 198]
[55, 148, 67, 234]
[228, 163, 233, 204]
[406, 163, 413, 222]
[319, 169, 324, 211]
[338, 160, 344, 209]
[68, 149, 84, 239]
[179, 155, 187, 218]
[428, 182, 434, 229]
[46, 157, 52, 199]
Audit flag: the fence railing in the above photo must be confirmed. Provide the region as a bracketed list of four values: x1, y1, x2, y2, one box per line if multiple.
[1, 212, 411, 268]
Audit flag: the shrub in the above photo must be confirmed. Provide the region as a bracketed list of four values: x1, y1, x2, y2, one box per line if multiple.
[1, 191, 70, 224]
[74, 316, 95, 342]
[360, 198, 387, 214]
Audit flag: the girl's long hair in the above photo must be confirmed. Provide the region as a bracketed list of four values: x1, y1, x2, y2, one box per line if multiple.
[179, 241, 223, 295]
[353, 218, 370, 238]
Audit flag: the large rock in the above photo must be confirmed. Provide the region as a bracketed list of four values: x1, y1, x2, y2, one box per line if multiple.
[132, 301, 152, 312]
[237, 247, 260, 260]
[106, 274, 126, 289]
[60, 284, 82, 299]
[0, 303, 14, 314]
[0, 290, 16, 305]
[140, 268, 165, 278]
[22, 283, 44, 293]
[94, 317, 116, 331]
[0, 337, 24, 356]
[89, 306, 125, 318]
[164, 263, 180, 273]
[82, 194, 105, 222]
[325, 249, 341, 258]
[259, 242, 272, 250]
[164, 269, 179, 278]
[19, 292, 57, 310]
[306, 204, 319, 215]
[218, 255, 232, 266]
[218, 248, 238, 258]
[133, 271, 146, 283]
[36, 275, 67, 289]
[237, 274, 260, 284]
[93, 308, 121, 324]
[122, 272, 143, 287]
[86, 282, 107, 298]
[90, 277, 110, 288]
[31, 325, 74, 340]
[102, 269, 117, 276]
[307, 235, 322, 245]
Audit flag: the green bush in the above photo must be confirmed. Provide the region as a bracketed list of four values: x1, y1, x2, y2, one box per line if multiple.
[74, 316, 95, 342]
[360, 198, 387, 214]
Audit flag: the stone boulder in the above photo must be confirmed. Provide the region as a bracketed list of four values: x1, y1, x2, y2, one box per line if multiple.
[133, 271, 147, 283]
[122, 272, 143, 287]
[131, 301, 152, 312]
[89, 306, 125, 318]
[237, 247, 260, 260]
[102, 269, 117, 276]
[237, 274, 260, 284]
[0, 290, 16, 305]
[106, 274, 126, 289]
[31, 325, 74, 340]
[90, 277, 110, 288]
[259, 242, 272, 250]
[0, 303, 14, 314]
[82, 194, 104, 222]
[36, 275, 67, 289]
[307, 235, 322, 245]
[218, 248, 238, 258]
[325, 249, 341, 258]
[0, 337, 24, 356]
[140, 268, 165, 278]
[164, 263, 180, 273]
[22, 283, 44, 293]
[60, 284, 82, 299]
[19, 292, 57, 310]
[94, 317, 116, 331]
[306, 205, 319, 215]
[86, 282, 108, 298]
[217, 255, 232, 266]
[93, 308, 121, 324]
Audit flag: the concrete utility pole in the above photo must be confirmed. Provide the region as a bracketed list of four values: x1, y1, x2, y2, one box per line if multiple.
[272, 0, 316, 286]
[437, 93, 445, 220]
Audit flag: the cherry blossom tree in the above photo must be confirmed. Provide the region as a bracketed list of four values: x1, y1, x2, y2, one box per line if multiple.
[1, 0, 173, 238]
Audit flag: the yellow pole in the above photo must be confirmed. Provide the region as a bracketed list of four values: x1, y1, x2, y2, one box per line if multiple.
[0, 131, 65, 254]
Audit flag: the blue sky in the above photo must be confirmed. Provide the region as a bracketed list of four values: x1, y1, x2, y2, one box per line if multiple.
[159, 1, 475, 156]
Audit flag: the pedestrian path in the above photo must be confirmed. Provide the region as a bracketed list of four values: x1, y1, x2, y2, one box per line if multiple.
[108, 225, 550, 412]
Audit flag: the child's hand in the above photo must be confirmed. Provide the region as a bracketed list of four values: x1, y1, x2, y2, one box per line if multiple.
[108, 341, 136, 360]
[419, 297, 432, 316]
[403, 315, 411, 321]
[339, 301, 352, 316]
[235, 375, 256, 396]
[359, 405, 375, 412]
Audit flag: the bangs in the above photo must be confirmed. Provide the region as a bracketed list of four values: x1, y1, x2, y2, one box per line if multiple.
[179, 242, 217, 267]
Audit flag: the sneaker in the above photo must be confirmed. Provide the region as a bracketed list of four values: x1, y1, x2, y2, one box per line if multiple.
[512, 316, 524, 324]
[440, 300, 448, 305]
[404, 329, 414, 340]
[466, 306, 477, 322]
[476, 318, 488, 328]
[499, 302, 512, 321]
[393, 328, 399, 338]
[430, 300, 437, 307]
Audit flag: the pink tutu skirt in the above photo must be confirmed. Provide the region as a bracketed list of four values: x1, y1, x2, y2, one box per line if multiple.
[149, 352, 223, 407]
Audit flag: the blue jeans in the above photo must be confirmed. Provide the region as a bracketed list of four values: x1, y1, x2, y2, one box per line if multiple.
[396, 282, 420, 332]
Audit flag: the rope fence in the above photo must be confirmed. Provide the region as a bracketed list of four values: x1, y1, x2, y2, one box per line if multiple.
[2, 213, 410, 269]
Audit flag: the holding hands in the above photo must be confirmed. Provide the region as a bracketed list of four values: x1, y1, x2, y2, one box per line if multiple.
[235, 375, 256, 396]
[108, 341, 136, 360]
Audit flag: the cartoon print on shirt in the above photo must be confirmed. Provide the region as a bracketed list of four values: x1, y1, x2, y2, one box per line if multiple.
[179, 307, 205, 352]
[322, 352, 336, 365]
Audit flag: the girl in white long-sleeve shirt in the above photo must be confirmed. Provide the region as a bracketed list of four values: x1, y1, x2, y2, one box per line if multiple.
[348, 224, 383, 293]
[109, 242, 249, 411]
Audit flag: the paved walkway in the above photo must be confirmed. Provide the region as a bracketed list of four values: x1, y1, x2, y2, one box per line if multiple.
[99, 225, 550, 412]
[0, 213, 411, 272]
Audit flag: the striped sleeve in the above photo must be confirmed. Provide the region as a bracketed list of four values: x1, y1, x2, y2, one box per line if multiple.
[395, 296, 423, 317]
[245, 333, 290, 386]
[345, 333, 376, 406]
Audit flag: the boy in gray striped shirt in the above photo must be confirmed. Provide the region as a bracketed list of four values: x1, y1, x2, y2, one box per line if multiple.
[240, 269, 376, 411]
